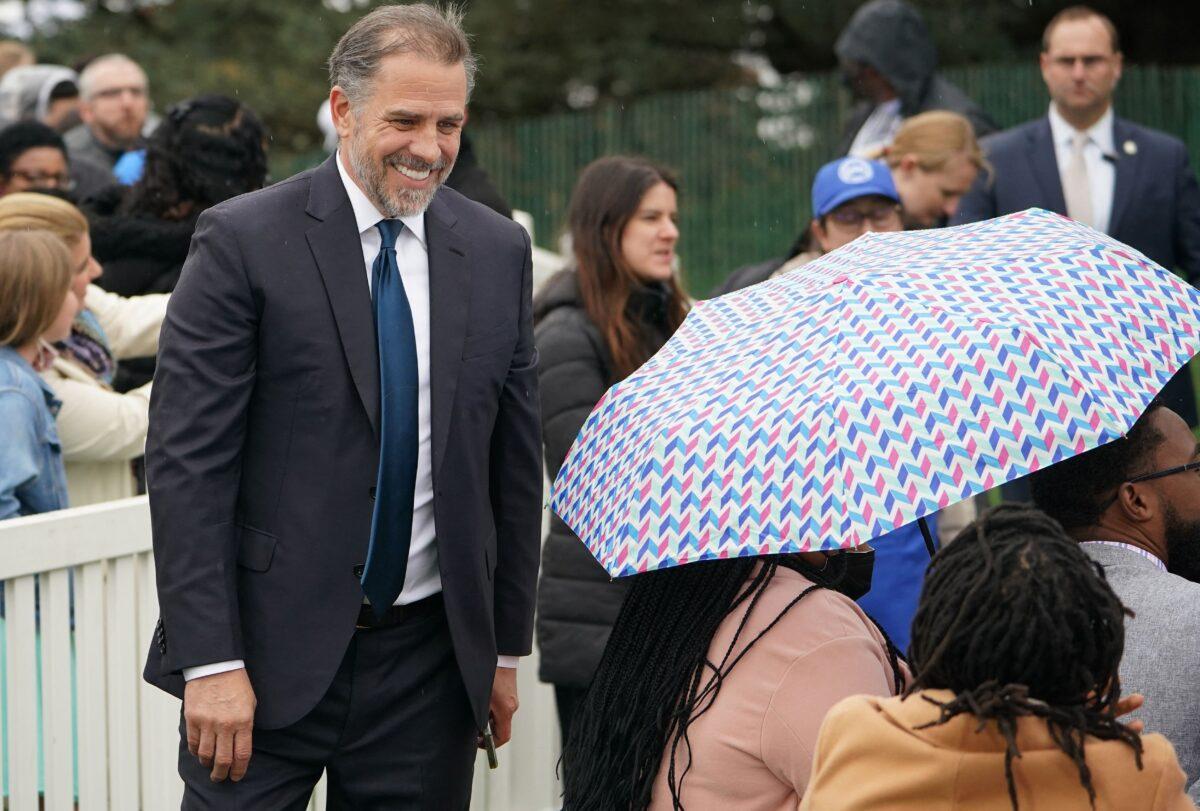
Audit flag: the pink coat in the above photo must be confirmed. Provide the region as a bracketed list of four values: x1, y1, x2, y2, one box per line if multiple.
[649, 563, 906, 810]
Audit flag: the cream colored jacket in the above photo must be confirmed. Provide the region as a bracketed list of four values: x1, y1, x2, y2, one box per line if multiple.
[41, 284, 168, 506]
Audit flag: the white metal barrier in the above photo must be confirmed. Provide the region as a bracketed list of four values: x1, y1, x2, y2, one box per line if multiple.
[0, 496, 562, 810]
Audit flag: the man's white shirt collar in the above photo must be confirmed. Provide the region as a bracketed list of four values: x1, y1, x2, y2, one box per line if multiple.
[1048, 102, 1115, 157]
[335, 149, 426, 248]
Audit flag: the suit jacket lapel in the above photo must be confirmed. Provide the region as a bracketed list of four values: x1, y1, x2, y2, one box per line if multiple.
[426, 192, 469, 483]
[1108, 117, 1139, 236]
[1029, 118, 1068, 215]
[305, 156, 380, 436]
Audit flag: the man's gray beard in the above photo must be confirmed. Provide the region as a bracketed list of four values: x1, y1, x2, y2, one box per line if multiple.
[347, 132, 453, 219]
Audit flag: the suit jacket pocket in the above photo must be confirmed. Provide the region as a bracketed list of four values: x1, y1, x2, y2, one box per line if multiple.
[483, 529, 498, 581]
[462, 321, 517, 360]
[236, 525, 278, 572]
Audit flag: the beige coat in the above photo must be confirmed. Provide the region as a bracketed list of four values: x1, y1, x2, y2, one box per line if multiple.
[41, 284, 167, 506]
[801, 690, 1195, 811]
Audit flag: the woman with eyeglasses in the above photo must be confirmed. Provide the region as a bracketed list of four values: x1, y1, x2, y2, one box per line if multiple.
[0, 120, 80, 196]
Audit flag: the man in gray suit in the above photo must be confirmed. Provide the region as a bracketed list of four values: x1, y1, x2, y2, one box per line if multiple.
[144, 5, 542, 807]
[1031, 401, 1200, 798]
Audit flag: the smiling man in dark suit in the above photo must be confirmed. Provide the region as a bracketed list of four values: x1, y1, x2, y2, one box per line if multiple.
[953, 5, 1200, 425]
[142, 4, 542, 807]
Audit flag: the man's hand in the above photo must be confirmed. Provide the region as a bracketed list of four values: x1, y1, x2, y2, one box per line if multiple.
[184, 668, 257, 782]
[486, 666, 519, 747]
[1115, 692, 1146, 733]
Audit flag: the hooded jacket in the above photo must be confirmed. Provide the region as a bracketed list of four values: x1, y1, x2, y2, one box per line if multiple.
[533, 269, 675, 687]
[834, 0, 996, 155]
[0, 65, 75, 124]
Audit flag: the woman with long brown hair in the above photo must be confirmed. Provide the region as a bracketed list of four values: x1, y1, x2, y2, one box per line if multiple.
[534, 155, 689, 748]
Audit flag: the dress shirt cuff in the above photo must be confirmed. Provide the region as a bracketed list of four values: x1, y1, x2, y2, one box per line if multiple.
[182, 659, 246, 681]
[496, 655, 520, 669]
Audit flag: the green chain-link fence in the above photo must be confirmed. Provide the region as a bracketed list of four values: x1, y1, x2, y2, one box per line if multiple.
[469, 63, 1200, 295]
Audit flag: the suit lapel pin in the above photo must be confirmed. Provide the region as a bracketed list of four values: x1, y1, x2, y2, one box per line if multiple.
[1123, 139, 1138, 156]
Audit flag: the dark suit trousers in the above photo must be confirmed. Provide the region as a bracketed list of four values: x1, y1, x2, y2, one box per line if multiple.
[179, 605, 477, 810]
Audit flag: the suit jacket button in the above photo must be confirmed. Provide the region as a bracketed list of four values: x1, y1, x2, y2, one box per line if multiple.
[352, 564, 365, 578]
[369, 487, 376, 501]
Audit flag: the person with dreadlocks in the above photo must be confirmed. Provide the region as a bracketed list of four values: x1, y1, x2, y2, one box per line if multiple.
[799, 504, 1194, 811]
[1031, 402, 1200, 800]
[561, 543, 906, 810]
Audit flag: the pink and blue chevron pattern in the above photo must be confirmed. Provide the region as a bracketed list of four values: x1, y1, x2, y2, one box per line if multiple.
[551, 209, 1200, 577]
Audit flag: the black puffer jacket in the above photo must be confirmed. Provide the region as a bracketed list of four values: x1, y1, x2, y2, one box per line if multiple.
[86, 185, 198, 390]
[87, 185, 199, 298]
[534, 270, 675, 687]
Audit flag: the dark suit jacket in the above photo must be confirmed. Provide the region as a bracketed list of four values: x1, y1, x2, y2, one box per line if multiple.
[952, 115, 1200, 284]
[143, 155, 543, 731]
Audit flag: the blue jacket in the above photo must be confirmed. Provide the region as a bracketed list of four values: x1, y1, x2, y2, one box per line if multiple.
[0, 346, 68, 519]
[857, 516, 935, 653]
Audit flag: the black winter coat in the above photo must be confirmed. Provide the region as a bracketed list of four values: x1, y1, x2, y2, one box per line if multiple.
[86, 186, 199, 391]
[87, 185, 199, 298]
[533, 270, 675, 687]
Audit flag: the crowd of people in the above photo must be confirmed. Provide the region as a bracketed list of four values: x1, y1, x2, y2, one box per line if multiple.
[535, 3, 1200, 810]
[2, 1, 1200, 809]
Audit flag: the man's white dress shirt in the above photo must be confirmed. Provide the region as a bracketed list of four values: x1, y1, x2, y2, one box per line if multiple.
[184, 152, 516, 681]
[1049, 103, 1116, 235]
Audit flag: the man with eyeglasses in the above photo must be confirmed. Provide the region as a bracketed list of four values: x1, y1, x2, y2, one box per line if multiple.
[1031, 400, 1200, 800]
[954, 5, 1200, 427]
[716, 156, 946, 650]
[63, 54, 149, 187]
[717, 156, 903, 295]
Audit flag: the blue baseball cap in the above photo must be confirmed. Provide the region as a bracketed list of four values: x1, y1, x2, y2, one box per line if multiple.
[811, 157, 899, 218]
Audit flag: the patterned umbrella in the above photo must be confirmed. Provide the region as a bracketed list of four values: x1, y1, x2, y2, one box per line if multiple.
[551, 209, 1200, 577]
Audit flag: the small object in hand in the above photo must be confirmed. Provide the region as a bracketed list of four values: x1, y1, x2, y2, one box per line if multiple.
[483, 719, 499, 769]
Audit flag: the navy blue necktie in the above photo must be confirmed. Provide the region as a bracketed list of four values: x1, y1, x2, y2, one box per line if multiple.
[361, 219, 419, 614]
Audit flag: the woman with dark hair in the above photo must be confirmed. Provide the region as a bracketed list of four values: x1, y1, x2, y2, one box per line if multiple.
[87, 93, 268, 299]
[534, 155, 689, 746]
[85, 94, 266, 390]
[801, 504, 1194, 811]
[562, 547, 905, 810]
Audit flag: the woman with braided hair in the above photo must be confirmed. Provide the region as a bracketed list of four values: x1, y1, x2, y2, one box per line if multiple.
[561, 544, 906, 810]
[800, 504, 1194, 811]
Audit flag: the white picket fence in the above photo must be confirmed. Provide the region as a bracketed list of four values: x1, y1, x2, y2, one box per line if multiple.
[0, 496, 563, 810]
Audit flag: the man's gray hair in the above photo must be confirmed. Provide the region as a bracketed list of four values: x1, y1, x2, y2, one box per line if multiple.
[328, 3, 476, 106]
[78, 54, 147, 101]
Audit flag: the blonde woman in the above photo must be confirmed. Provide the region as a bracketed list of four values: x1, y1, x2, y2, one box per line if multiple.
[0, 193, 169, 505]
[871, 110, 989, 227]
[0, 230, 78, 519]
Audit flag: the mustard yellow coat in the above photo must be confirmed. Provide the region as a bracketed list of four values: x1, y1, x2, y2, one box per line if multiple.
[800, 690, 1195, 811]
